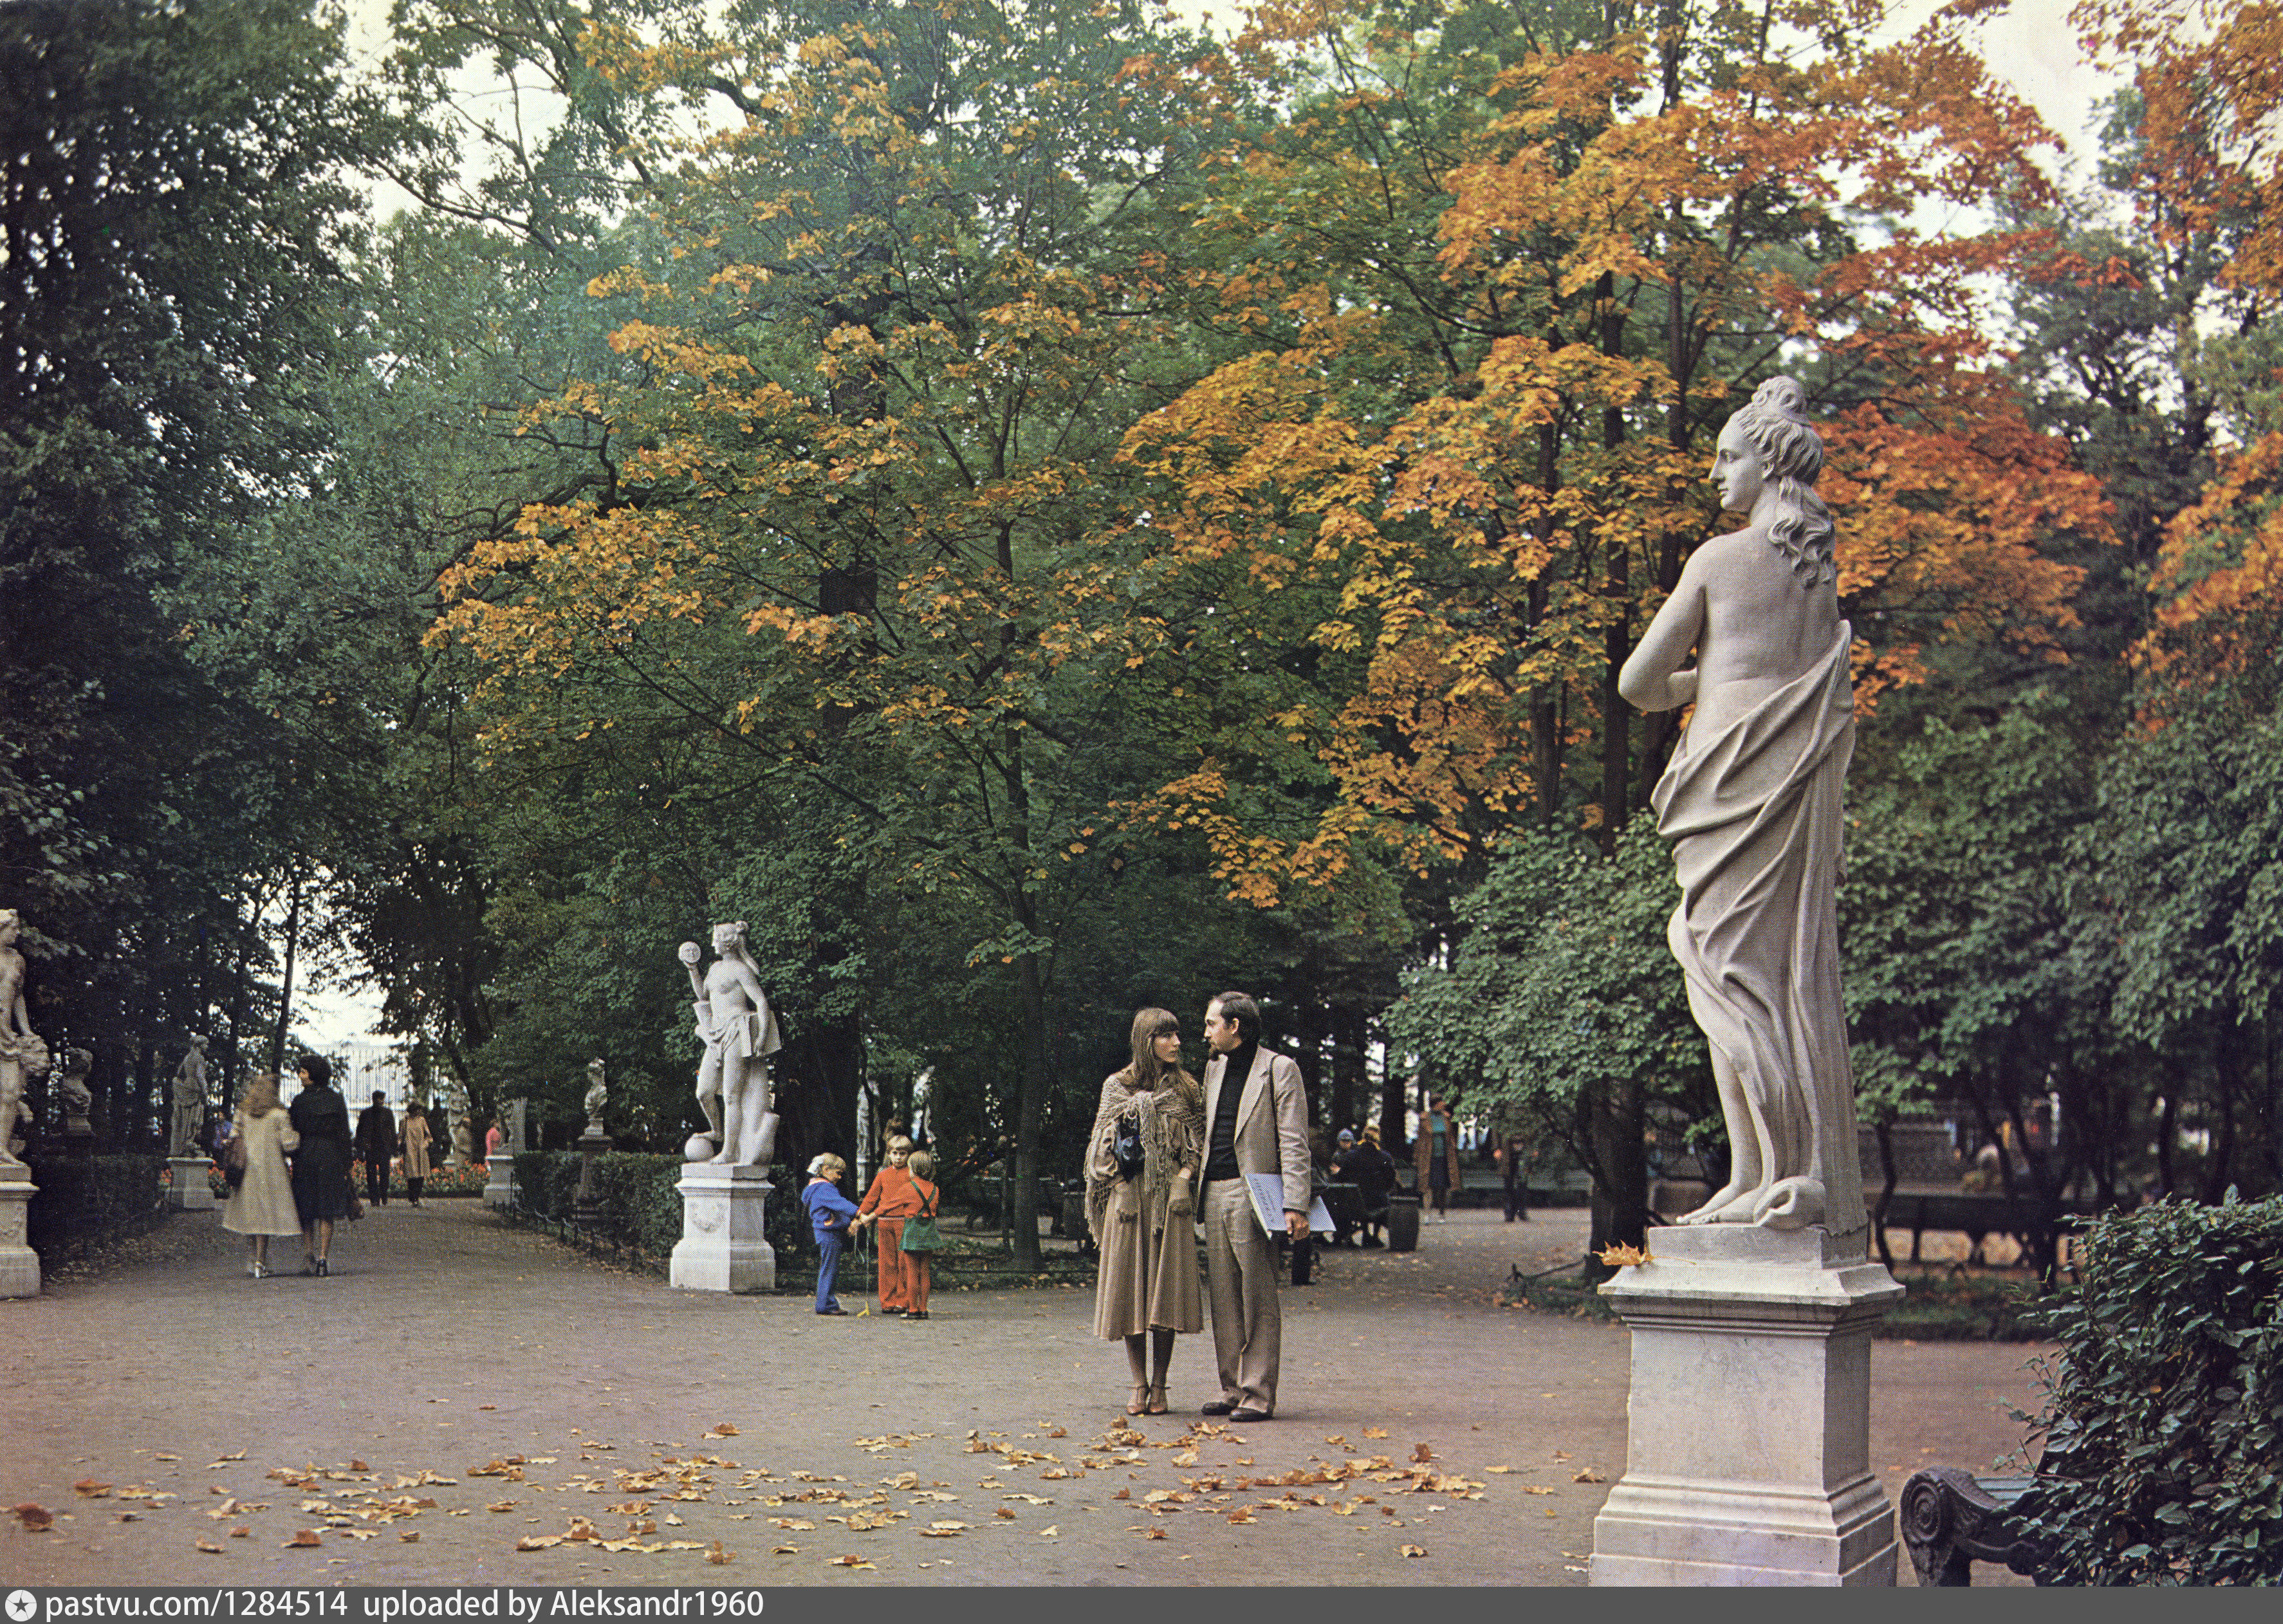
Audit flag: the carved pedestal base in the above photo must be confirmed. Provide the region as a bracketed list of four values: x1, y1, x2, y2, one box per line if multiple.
[485, 1153, 517, 1208]
[670, 1163, 775, 1293]
[0, 1168, 39, 1298]
[1590, 1225, 1905, 1587]
[166, 1155, 215, 1210]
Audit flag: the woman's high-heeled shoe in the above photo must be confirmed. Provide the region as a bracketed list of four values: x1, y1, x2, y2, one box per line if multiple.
[1145, 1383, 1169, 1416]
[315, 1258, 329, 1277]
[1126, 1384, 1149, 1416]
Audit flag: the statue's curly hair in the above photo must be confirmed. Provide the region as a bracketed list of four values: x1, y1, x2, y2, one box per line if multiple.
[1733, 376, 1835, 587]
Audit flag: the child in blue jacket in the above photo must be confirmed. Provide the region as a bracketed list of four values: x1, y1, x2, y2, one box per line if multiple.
[802, 1153, 860, 1315]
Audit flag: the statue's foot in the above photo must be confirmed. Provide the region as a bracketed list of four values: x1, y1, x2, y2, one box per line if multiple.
[1752, 1177, 1825, 1231]
[707, 1147, 739, 1167]
[1677, 1181, 1755, 1224]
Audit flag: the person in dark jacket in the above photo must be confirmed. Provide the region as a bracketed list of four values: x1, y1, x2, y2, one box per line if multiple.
[1336, 1126, 1399, 1247]
[355, 1091, 398, 1208]
[289, 1055, 355, 1275]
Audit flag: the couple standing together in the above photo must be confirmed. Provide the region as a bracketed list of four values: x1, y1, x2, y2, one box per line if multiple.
[1084, 992, 1308, 1423]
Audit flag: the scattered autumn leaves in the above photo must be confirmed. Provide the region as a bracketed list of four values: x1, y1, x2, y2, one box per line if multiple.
[9, 1416, 1601, 1573]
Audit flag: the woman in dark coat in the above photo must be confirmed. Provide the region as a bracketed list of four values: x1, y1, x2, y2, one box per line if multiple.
[288, 1054, 355, 1275]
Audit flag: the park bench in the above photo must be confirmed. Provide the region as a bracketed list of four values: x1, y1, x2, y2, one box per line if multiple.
[1899, 1434, 2084, 1585]
[1879, 1190, 2109, 1266]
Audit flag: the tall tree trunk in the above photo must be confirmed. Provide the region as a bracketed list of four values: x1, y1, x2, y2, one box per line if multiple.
[269, 872, 303, 1075]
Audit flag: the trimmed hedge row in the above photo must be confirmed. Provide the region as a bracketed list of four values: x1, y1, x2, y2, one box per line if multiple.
[2015, 1192, 2282, 1584]
[24, 1153, 166, 1259]
[509, 1150, 687, 1256]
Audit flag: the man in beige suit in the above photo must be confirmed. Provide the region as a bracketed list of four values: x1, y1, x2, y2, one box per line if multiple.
[1197, 991, 1311, 1421]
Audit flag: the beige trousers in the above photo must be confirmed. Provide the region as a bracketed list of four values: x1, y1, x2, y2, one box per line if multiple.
[1201, 1177, 1281, 1413]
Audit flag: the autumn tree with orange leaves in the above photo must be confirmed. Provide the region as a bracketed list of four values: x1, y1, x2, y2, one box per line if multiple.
[1122, 0, 2110, 901]
[430, 0, 1317, 1263]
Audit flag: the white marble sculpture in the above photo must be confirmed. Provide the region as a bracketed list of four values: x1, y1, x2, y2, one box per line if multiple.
[582, 1058, 609, 1136]
[53, 1046, 92, 1131]
[169, 1035, 208, 1156]
[0, 910, 50, 1168]
[1617, 375, 1866, 1239]
[681, 923, 782, 1168]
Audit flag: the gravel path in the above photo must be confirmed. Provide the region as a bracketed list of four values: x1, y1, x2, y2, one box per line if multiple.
[1, 1199, 2045, 1586]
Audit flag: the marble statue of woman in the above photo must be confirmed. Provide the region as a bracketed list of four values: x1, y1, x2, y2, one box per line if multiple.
[681, 922, 782, 1168]
[170, 1035, 208, 1156]
[0, 910, 51, 1168]
[1617, 376, 1866, 1239]
[582, 1058, 609, 1136]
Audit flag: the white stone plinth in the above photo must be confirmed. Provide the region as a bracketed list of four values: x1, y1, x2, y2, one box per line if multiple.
[1590, 1224, 1905, 1587]
[485, 1154, 516, 1209]
[0, 1170, 39, 1298]
[167, 1156, 215, 1210]
[670, 1164, 775, 1293]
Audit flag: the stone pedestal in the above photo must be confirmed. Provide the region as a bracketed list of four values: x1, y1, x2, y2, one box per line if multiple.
[670, 1163, 775, 1293]
[166, 1155, 215, 1211]
[485, 1152, 517, 1209]
[0, 1168, 39, 1298]
[571, 1128, 611, 1230]
[1590, 1224, 1905, 1587]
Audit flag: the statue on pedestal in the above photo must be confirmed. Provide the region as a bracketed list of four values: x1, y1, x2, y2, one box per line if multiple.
[680, 922, 782, 1168]
[170, 1035, 208, 1157]
[1618, 376, 1866, 1239]
[582, 1058, 609, 1138]
[0, 910, 51, 1169]
[53, 1047, 92, 1134]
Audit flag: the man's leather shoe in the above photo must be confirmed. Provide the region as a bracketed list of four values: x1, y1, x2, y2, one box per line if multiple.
[1229, 1407, 1271, 1423]
[1199, 1399, 1238, 1416]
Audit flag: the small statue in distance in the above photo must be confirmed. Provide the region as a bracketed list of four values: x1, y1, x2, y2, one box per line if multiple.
[680, 922, 782, 1168]
[170, 1035, 208, 1157]
[1617, 375, 1867, 1239]
[0, 909, 50, 1168]
[582, 1058, 609, 1138]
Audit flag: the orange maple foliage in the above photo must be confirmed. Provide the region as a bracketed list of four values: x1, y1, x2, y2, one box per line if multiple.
[2078, 0, 2283, 694]
[1111, 0, 2109, 901]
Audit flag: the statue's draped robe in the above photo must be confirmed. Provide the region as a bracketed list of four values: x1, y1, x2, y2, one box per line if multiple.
[1651, 623, 1866, 1238]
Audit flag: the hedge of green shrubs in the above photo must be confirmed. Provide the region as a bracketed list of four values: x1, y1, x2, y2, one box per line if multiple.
[25, 1153, 166, 1259]
[2015, 1192, 2282, 1584]
[507, 1151, 833, 1284]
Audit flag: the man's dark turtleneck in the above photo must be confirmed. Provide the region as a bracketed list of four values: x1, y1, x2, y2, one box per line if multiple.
[1203, 1038, 1259, 1183]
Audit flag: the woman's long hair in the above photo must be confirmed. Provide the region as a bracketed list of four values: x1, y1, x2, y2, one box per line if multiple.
[239, 1071, 281, 1118]
[1118, 1006, 1201, 1108]
[1735, 375, 1836, 587]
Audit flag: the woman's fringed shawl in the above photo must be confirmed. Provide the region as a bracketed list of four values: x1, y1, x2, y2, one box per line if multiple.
[1084, 1068, 1205, 1245]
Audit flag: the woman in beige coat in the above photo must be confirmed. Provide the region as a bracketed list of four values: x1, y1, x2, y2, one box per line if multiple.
[400, 1102, 433, 1206]
[1084, 1007, 1206, 1416]
[221, 1071, 299, 1277]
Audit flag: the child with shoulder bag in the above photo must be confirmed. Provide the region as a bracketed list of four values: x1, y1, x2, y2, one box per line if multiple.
[898, 1150, 943, 1320]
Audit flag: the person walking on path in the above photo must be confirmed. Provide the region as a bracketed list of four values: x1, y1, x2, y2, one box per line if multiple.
[803, 1153, 860, 1316]
[853, 1134, 923, 1316]
[1495, 1125, 1533, 1222]
[288, 1055, 355, 1275]
[400, 1102, 433, 1206]
[1197, 991, 1309, 1423]
[1084, 1006, 1206, 1417]
[899, 1150, 941, 1320]
[356, 1091, 397, 1208]
[1416, 1095, 1459, 1223]
[221, 1069, 299, 1277]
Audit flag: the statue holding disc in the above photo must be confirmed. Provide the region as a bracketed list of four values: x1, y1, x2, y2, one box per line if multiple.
[680, 922, 782, 1168]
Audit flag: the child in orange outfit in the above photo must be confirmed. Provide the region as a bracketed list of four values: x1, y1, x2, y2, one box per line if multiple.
[901, 1150, 941, 1320]
[853, 1135, 921, 1315]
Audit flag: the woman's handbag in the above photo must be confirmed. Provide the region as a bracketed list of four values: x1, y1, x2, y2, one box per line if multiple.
[1111, 1111, 1145, 1181]
[900, 1188, 943, 1253]
[223, 1130, 247, 1191]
